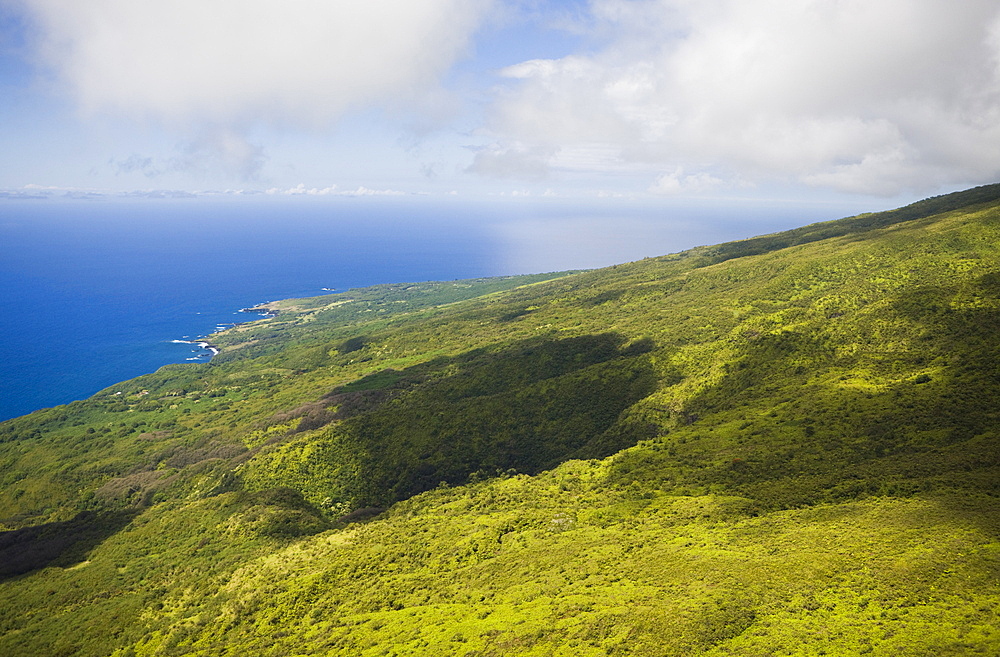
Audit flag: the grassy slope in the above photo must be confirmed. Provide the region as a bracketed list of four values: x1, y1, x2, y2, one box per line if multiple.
[1, 185, 1000, 655]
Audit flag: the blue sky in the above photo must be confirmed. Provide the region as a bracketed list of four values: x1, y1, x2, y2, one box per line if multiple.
[2, 0, 999, 206]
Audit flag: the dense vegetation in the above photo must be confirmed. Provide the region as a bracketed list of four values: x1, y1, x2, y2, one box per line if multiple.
[2, 184, 1000, 655]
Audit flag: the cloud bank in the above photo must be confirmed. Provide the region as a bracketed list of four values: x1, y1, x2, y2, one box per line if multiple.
[21, 0, 491, 127]
[14, 0, 1000, 197]
[481, 0, 1000, 196]
[266, 183, 405, 197]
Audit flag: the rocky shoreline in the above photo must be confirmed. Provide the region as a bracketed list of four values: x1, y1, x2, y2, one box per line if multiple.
[238, 305, 280, 318]
[198, 341, 220, 356]
[171, 339, 219, 361]
[171, 304, 278, 363]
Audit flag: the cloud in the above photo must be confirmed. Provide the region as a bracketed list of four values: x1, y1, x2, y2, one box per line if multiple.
[179, 131, 268, 181]
[122, 189, 198, 199]
[19, 0, 491, 127]
[266, 183, 405, 197]
[112, 154, 159, 178]
[478, 0, 1000, 195]
[466, 142, 557, 179]
[649, 167, 723, 196]
[111, 130, 267, 181]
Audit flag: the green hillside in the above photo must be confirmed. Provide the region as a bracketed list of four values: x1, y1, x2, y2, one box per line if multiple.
[2, 185, 1000, 656]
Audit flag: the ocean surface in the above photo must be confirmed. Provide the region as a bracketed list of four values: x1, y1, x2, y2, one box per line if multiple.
[0, 195, 874, 421]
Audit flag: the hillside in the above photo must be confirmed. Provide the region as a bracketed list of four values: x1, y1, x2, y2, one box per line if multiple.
[2, 184, 1000, 656]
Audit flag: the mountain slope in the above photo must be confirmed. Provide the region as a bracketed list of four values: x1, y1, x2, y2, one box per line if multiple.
[1, 185, 1000, 656]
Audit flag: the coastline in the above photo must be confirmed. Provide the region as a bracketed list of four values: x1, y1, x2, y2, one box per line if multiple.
[239, 304, 280, 318]
[200, 341, 221, 357]
[171, 304, 278, 362]
[170, 339, 220, 360]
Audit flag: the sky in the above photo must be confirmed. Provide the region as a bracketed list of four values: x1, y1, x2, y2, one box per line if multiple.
[1, 0, 999, 205]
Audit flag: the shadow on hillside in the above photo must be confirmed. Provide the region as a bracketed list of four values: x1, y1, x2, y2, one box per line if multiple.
[605, 275, 1000, 519]
[0, 510, 137, 581]
[323, 333, 660, 507]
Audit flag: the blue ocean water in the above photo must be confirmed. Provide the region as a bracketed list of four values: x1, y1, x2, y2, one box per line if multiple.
[0, 195, 875, 421]
[0, 197, 509, 421]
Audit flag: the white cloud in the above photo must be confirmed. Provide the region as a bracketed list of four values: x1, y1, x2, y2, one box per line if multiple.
[336, 186, 406, 197]
[14, 0, 494, 187]
[649, 167, 723, 196]
[266, 183, 405, 196]
[479, 0, 1000, 195]
[185, 131, 268, 181]
[466, 142, 557, 179]
[267, 184, 339, 196]
[20, 0, 492, 128]
[23, 0, 488, 124]
[109, 130, 267, 181]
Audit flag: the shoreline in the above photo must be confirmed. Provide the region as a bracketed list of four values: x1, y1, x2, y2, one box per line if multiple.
[172, 302, 278, 362]
[239, 304, 280, 318]
[199, 341, 221, 357]
[170, 339, 220, 360]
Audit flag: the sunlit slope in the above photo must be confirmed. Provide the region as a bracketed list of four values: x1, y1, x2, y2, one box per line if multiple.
[1, 184, 999, 656]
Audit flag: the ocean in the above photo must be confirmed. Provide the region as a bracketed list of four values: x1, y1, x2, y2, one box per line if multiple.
[0, 195, 871, 421]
